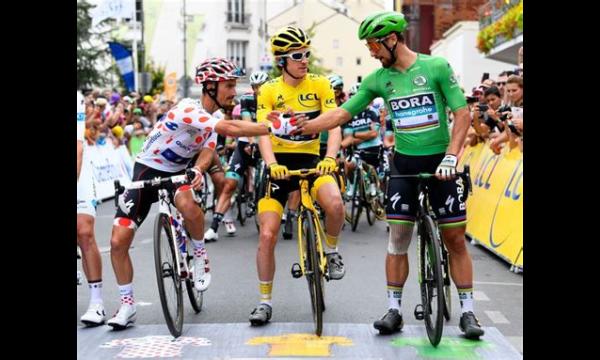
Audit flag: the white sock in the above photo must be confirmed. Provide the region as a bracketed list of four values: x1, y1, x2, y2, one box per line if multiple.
[259, 281, 273, 307]
[457, 287, 474, 313]
[192, 238, 205, 254]
[118, 283, 134, 306]
[387, 284, 403, 312]
[88, 280, 103, 305]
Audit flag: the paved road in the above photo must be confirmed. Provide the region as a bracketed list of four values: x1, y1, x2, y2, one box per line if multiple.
[77, 197, 522, 359]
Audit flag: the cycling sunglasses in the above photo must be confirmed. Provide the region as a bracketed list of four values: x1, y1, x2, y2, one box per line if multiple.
[365, 35, 392, 52]
[281, 50, 311, 61]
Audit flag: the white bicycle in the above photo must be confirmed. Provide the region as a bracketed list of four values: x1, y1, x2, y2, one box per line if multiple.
[114, 169, 203, 337]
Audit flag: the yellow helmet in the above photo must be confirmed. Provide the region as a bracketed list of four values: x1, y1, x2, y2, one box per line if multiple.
[270, 26, 311, 56]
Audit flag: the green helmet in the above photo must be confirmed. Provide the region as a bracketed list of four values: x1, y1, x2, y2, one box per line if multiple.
[358, 11, 407, 40]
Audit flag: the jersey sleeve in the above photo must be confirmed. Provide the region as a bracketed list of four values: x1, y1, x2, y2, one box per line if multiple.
[319, 77, 337, 114]
[341, 71, 378, 117]
[435, 58, 467, 112]
[256, 84, 272, 124]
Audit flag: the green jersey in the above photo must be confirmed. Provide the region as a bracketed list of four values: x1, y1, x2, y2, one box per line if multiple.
[341, 54, 466, 156]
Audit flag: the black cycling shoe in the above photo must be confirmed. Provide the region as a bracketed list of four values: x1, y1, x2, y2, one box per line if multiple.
[459, 311, 485, 339]
[282, 213, 295, 240]
[373, 309, 403, 334]
[249, 304, 272, 326]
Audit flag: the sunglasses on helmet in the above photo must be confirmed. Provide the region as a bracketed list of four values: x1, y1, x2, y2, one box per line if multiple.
[281, 50, 311, 61]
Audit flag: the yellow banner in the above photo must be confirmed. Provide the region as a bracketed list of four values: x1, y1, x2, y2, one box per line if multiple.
[163, 72, 177, 101]
[458, 142, 523, 269]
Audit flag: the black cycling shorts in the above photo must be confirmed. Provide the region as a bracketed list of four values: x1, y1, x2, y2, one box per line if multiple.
[356, 147, 380, 168]
[386, 152, 467, 228]
[114, 162, 189, 229]
[226, 141, 257, 181]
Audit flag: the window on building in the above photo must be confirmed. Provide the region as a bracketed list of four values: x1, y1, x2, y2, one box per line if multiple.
[227, 40, 248, 70]
[227, 0, 246, 24]
[333, 39, 339, 49]
[336, 57, 343, 66]
[356, 57, 361, 65]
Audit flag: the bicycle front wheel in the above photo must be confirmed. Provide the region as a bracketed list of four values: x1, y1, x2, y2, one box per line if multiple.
[418, 215, 445, 347]
[154, 213, 184, 337]
[184, 248, 203, 314]
[303, 210, 324, 336]
[350, 172, 363, 232]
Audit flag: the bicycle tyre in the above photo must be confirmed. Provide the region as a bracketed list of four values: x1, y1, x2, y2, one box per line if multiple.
[418, 215, 445, 347]
[304, 210, 324, 336]
[441, 244, 452, 321]
[184, 249, 203, 314]
[154, 213, 184, 337]
[350, 171, 363, 232]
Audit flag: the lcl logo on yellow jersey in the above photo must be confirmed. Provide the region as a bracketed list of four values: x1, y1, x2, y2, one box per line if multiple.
[298, 93, 320, 107]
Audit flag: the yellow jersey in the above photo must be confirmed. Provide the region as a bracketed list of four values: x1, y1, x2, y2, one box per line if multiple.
[257, 74, 337, 155]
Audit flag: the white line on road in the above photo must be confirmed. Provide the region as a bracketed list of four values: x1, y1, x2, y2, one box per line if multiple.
[136, 302, 153, 306]
[474, 281, 523, 287]
[473, 290, 490, 301]
[485, 310, 510, 324]
[506, 336, 523, 354]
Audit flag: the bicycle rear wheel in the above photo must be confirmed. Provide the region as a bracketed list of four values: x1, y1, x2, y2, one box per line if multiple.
[303, 211, 324, 336]
[154, 213, 184, 337]
[418, 216, 445, 347]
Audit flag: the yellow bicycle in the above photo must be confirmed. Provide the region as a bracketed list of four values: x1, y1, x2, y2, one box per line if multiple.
[264, 168, 328, 336]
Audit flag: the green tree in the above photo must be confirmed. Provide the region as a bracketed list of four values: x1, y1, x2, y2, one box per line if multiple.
[268, 22, 331, 78]
[145, 59, 166, 96]
[77, 0, 116, 90]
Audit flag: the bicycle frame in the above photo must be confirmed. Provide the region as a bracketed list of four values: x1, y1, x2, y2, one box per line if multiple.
[294, 175, 327, 278]
[157, 188, 191, 281]
[263, 169, 327, 278]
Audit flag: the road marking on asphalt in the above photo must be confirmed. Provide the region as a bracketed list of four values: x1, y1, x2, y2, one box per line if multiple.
[485, 310, 510, 324]
[473, 290, 490, 301]
[506, 336, 523, 354]
[474, 281, 523, 287]
[136, 301, 153, 306]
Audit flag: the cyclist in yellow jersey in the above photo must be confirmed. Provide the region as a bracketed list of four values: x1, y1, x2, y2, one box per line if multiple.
[249, 26, 346, 326]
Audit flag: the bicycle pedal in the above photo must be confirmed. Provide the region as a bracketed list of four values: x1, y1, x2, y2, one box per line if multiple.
[291, 263, 302, 278]
[414, 304, 425, 320]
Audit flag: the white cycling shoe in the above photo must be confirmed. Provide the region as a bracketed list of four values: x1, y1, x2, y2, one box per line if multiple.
[203, 228, 218, 242]
[224, 220, 237, 236]
[193, 248, 211, 292]
[80, 303, 106, 327]
[107, 304, 137, 330]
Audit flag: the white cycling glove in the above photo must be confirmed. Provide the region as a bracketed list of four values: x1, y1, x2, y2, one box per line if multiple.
[435, 154, 457, 179]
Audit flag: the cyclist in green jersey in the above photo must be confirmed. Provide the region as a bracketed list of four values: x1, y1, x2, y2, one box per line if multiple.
[292, 11, 484, 339]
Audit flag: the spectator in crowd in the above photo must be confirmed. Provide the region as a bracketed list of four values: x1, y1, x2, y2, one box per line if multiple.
[157, 99, 175, 121]
[471, 86, 504, 139]
[126, 118, 147, 159]
[489, 75, 523, 154]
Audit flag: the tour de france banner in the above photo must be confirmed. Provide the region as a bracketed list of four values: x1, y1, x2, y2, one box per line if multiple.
[458, 142, 523, 270]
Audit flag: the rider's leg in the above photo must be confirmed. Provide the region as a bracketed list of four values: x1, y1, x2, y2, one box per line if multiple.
[314, 176, 346, 280]
[175, 185, 212, 291]
[205, 165, 226, 240]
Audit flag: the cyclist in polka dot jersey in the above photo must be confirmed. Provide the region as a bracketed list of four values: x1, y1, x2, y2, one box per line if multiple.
[107, 58, 295, 330]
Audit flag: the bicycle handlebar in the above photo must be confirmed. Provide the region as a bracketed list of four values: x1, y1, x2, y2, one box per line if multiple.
[286, 168, 319, 177]
[113, 169, 196, 207]
[389, 165, 473, 194]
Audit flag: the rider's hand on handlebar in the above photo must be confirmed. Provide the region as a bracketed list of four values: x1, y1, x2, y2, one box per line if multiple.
[435, 154, 458, 181]
[190, 167, 204, 190]
[316, 156, 337, 176]
[269, 162, 289, 180]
